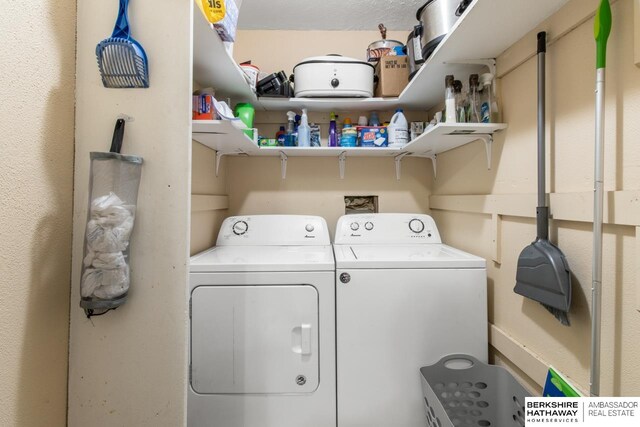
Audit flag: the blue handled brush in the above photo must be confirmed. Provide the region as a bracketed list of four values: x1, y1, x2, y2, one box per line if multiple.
[96, 0, 149, 88]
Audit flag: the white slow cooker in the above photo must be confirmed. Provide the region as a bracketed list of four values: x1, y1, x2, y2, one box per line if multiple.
[292, 55, 374, 98]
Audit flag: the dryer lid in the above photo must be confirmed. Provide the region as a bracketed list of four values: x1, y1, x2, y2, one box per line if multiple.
[190, 245, 335, 272]
[334, 244, 485, 269]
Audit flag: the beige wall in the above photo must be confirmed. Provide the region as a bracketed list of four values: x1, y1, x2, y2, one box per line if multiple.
[431, 0, 640, 395]
[0, 0, 76, 425]
[68, 1, 192, 425]
[191, 142, 228, 254]
[228, 30, 431, 228]
[228, 156, 430, 234]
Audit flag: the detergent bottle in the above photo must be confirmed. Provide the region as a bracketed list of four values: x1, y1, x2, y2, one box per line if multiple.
[388, 109, 408, 148]
[297, 109, 311, 147]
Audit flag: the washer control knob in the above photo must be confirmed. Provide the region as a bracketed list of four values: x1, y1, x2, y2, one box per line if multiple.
[331, 78, 340, 88]
[305, 224, 315, 232]
[232, 220, 249, 235]
[364, 221, 374, 231]
[408, 218, 425, 234]
[350, 222, 360, 231]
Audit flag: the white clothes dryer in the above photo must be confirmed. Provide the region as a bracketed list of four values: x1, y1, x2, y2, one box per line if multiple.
[188, 215, 336, 427]
[333, 213, 488, 427]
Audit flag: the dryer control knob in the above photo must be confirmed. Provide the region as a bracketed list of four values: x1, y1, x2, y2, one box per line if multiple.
[232, 220, 249, 235]
[350, 222, 360, 231]
[408, 218, 425, 233]
[305, 224, 315, 232]
[340, 272, 351, 283]
[364, 221, 374, 231]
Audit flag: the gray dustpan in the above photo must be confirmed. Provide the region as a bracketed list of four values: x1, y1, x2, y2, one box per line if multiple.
[514, 32, 572, 326]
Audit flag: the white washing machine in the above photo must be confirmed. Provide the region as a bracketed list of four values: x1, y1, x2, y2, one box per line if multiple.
[333, 213, 488, 427]
[188, 215, 336, 427]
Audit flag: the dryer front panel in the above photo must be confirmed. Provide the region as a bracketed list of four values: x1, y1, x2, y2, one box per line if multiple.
[191, 285, 319, 394]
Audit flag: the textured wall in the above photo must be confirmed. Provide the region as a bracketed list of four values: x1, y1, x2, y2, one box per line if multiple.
[68, 0, 192, 425]
[431, 0, 640, 395]
[0, 0, 76, 425]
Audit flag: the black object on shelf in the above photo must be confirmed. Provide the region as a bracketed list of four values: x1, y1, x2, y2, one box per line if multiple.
[257, 71, 292, 98]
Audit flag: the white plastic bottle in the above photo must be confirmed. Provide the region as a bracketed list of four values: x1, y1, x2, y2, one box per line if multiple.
[388, 108, 409, 147]
[297, 108, 311, 147]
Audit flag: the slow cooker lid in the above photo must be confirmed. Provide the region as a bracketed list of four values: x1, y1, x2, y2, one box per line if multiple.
[294, 54, 375, 70]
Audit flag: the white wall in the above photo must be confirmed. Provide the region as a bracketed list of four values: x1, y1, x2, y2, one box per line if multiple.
[68, 1, 192, 425]
[0, 0, 76, 425]
[430, 0, 640, 395]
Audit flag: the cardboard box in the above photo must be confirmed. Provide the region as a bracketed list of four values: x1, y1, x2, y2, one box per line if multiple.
[374, 56, 409, 97]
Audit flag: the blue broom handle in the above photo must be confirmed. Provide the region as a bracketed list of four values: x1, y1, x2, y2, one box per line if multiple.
[111, 0, 131, 39]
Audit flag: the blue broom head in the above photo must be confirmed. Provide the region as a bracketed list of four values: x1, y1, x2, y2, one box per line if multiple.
[96, 37, 149, 88]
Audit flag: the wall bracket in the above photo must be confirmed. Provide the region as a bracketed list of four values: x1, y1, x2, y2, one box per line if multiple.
[338, 152, 347, 179]
[215, 150, 224, 177]
[479, 134, 493, 170]
[280, 151, 288, 180]
[394, 152, 410, 180]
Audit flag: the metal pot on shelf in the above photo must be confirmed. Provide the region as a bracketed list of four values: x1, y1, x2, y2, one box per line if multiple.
[417, 0, 473, 60]
[367, 23, 403, 63]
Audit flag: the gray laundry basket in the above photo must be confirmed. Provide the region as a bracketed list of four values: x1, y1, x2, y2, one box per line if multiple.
[420, 354, 531, 427]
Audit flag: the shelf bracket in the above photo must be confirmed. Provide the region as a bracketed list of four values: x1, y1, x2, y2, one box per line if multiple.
[215, 150, 225, 177]
[394, 152, 410, 181]
[280, 151, 288, 180]
[427, 154, 437, 179]
[338, 152, 347, 179]
[478, 134, 493, 170]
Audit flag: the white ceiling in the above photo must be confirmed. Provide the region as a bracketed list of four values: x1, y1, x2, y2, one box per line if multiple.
[237, 0, 425, 31]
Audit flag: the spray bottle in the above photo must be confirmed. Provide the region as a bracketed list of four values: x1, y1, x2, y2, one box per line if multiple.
[285, 111, 297, 146]
[329, 112, 338, 147]
[298, 108, 311, 147]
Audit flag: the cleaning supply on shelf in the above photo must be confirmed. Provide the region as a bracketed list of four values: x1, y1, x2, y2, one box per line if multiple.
[388, 109, 408, 148]
[234, 103, 255, 139]
[445, 75, 456, 123]
[284, 111, 297, 146]
[297, 108, 311, 147]
[454, 80, 466, 123]
[467, 74, 481, 123]
[369, 111, 381, 126]
[358, 126, 388, 147]
[358, 116, 368, 126]
[329, 112, 338, 147]
[310, 123, 321, 147]
[480, 73, 497, 123]
[340, 118, 358, 147]
[410, 122, 424, 141]
[275, 125, 286, 146]
[197, 0, 239, 42]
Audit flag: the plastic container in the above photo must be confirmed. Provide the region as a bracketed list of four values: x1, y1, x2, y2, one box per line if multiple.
[339, 118, 357, 147]
[298, 108, 311, 147]
[445, 75, 456, 123]
[420, 354, 531, 427]
[234, 103, 255, 139]
[369, 111, 381, 126]
[80, 152, 142, 316]
[480, 73, 498, 123]
[329, 112, 338, 147]
[284, 111, 297, 147]
[388, 108, 409, 148]
[275, 125, 286, 146]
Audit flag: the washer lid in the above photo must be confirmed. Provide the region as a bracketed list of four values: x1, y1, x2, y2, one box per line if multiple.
[333, 244, 486, 269]
[190, 245, 335, 272]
